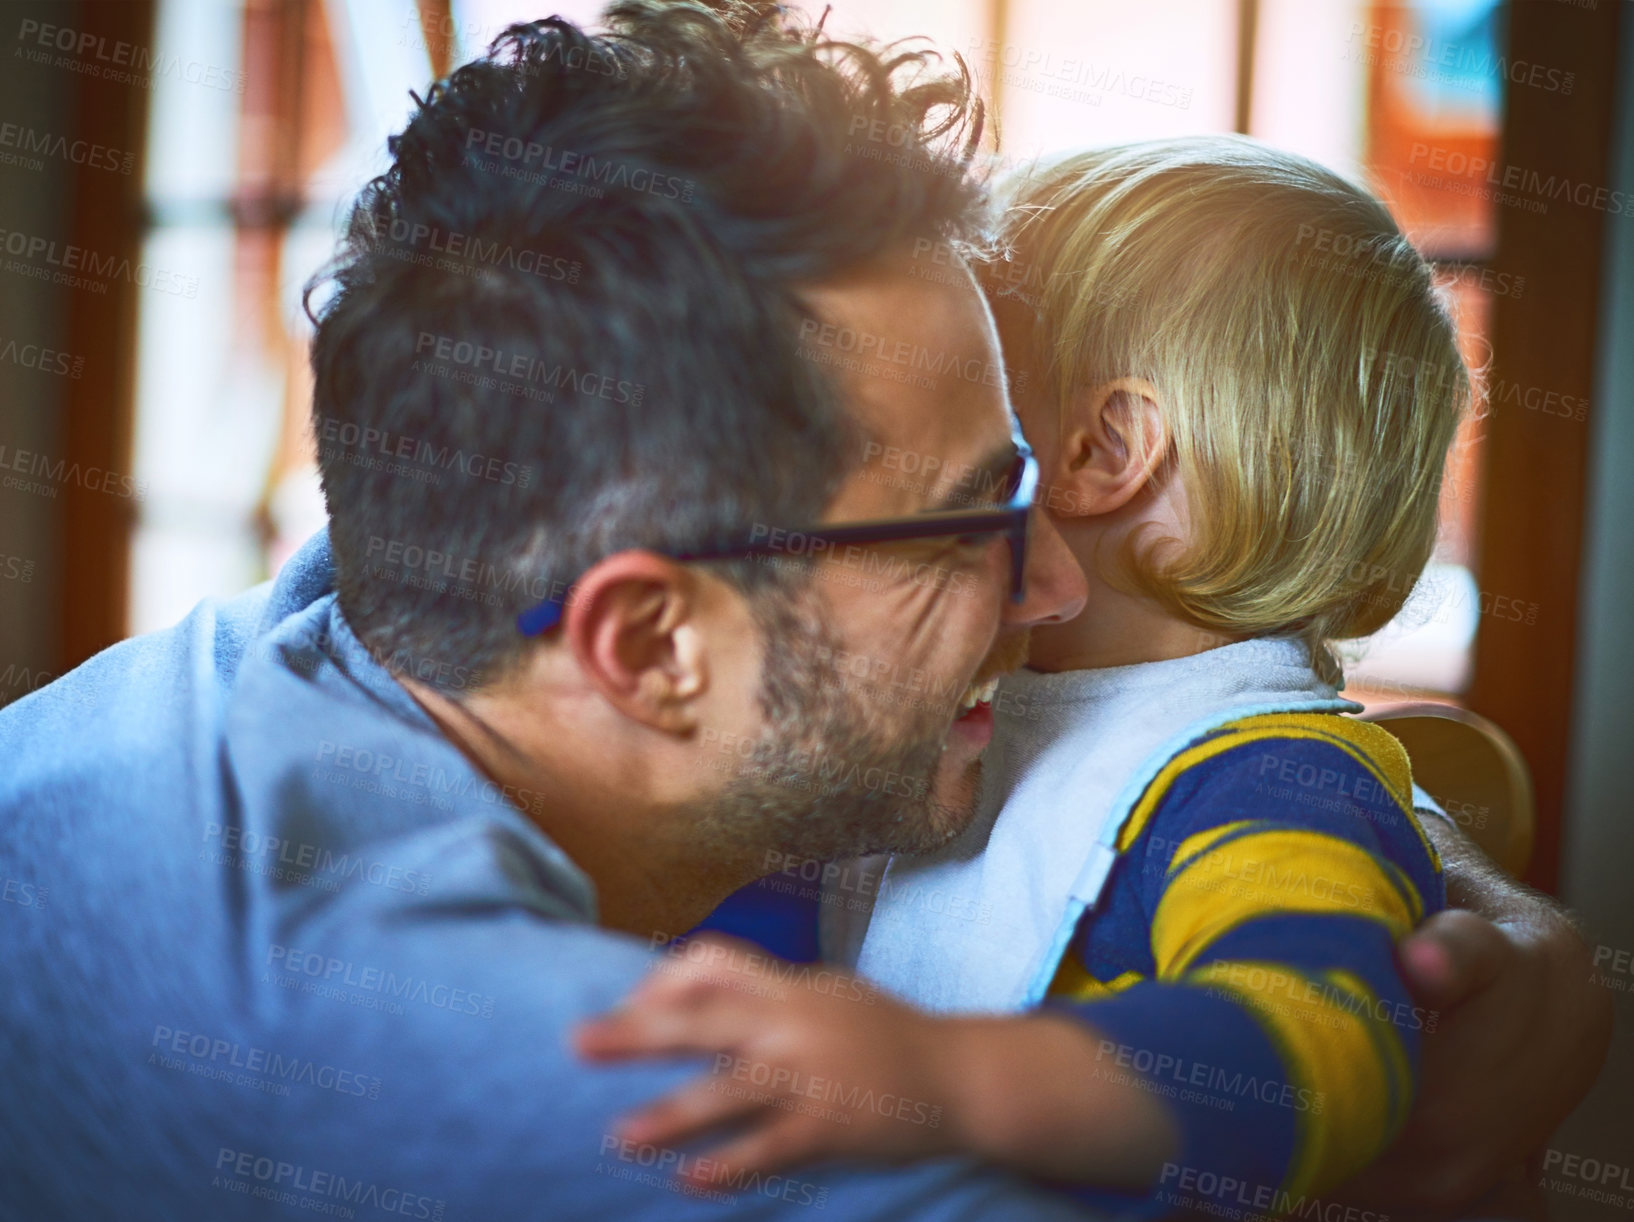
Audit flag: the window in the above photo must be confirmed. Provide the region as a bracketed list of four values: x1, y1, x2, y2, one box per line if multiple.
[130, 0, 1506, 704]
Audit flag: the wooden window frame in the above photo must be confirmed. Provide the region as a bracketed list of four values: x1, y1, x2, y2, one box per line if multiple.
[63, 0, 1621, 894]
[57, 0, 154, 667]
[1465, 0, 1623, 891]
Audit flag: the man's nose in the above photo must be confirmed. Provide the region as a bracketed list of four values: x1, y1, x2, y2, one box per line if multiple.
[1003, 508, 1087, 627]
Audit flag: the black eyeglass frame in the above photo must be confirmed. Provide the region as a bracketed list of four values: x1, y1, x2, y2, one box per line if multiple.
[516, 432, 1038, 637]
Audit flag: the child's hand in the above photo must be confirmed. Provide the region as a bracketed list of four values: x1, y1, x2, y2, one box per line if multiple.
[574, 933, 965, 1185]
[573, 934, 1178, 1190]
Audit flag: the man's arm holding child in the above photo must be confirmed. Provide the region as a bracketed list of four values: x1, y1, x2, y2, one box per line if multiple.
[1340, 815, 1613, 1211]
[576, 865, 1609, 1214]
[578, 747, 1609, 1213]
[576, 726, 1434, 1203]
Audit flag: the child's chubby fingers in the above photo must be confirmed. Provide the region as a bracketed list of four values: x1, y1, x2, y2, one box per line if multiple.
[573, 979, 763, 1061]
[624, 960, 767, 1013]
[574, 1002, 723, 1060]
[642, 933, 781, 996]
[600, 933, 794, 1022]
[615, 1070, 768, 1149]
[673, 1118, 819, 1191]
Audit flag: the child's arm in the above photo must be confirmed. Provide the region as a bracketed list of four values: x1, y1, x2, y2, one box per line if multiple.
[574, 934, 1180, 1190]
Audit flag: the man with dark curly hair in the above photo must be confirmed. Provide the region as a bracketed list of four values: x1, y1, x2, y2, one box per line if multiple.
[0, 2, 1606, 1218]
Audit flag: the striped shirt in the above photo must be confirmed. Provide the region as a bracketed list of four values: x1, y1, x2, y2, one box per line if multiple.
[1050, 713, 1443, 1213]
[697, 711, 1442, 1210]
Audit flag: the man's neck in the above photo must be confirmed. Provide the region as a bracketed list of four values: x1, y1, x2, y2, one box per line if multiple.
[398, 677, 753, 937]
[543, 807, 756, 938]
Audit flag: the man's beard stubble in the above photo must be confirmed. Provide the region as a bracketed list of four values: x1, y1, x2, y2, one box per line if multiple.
[693, 583, 980, 868]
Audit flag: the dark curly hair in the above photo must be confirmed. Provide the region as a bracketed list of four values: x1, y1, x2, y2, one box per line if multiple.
[304, 0, 990, 692]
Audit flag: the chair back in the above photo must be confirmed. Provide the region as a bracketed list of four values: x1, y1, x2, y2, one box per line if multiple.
[1362, 702, 1535, 877]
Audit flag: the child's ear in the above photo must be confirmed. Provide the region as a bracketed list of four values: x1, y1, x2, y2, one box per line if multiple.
[1050, 378, 1169, 516]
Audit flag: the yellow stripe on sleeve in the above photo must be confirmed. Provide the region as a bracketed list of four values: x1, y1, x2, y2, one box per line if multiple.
[1216, 714, 1439, 871]
[1165, 819, 1257, 877]
[1187, 959, 1412, 1195]
[1046, 956, 1145, 1003]
[1116, 714, 1440, 876]
[1153, 828, 1421, 977]
[1117, 733, 1269, 853]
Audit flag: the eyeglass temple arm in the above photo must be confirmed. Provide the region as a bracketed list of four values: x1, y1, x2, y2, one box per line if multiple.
[520, 440, 1036, 635]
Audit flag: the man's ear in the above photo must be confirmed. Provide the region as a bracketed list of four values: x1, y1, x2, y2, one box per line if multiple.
[1050, 377, 1170, 517]
[558, 551, 710, 734]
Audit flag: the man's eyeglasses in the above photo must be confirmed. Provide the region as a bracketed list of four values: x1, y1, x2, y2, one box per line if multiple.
[516, 431, 1039, 637]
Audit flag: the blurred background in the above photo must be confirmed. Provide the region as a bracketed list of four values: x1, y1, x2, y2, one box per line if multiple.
[0, 0, 1629, 1207]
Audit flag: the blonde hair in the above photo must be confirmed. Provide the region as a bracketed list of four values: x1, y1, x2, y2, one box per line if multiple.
[991, 135, 1469, 686]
